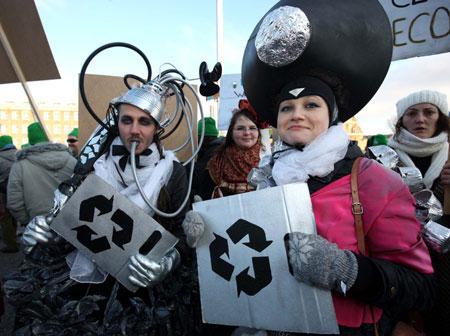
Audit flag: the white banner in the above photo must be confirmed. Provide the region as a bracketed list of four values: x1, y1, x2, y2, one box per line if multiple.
[218, 73, 245, 130]
[379, 0, 450, 60]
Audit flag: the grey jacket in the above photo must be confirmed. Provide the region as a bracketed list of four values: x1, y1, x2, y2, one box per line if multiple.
[7, 143, 76, 224]
[0, 147, 17, 187]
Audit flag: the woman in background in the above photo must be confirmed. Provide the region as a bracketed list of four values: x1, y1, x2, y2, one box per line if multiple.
[206, 101, 262, 199]
[388, 90, 449, 203]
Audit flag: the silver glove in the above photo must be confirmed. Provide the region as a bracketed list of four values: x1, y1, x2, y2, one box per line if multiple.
[50, 187, 73, 217]
[22, 215, 57, 247]
[128, 248, 181, 288]
[182, 210, 205, 248]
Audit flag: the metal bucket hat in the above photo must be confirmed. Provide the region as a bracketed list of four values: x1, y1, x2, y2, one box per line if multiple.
[111, 82, 167, 128]
[241, 0, 393, 127]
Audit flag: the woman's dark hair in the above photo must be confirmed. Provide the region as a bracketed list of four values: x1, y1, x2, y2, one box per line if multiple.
[216, 109, 261, 155]
[394, 109, 450, 138]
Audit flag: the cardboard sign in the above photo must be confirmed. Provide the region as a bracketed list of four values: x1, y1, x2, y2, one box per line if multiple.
[51, 174, 179, 292]
[0, 0, 60, 84]
[193, 183, 338, 334]
[379, 0, 450, 60]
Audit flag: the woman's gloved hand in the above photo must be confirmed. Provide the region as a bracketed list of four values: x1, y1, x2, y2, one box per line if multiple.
[182, 210, 205, 248]
[128, 248, 180, 288]
[288, 232, 358, 294]
[182, 195, 205, 248]
[22, 215, 57, 247]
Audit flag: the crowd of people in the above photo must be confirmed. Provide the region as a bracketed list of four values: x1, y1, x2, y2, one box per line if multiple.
[1, 1, 450, 335]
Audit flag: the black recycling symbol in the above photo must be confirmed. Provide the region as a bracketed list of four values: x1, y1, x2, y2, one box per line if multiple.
[73, 195, 134, 253]
[209, 219, 273, 297]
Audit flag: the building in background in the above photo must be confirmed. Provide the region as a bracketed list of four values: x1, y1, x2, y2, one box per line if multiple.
[343, 117, 366, 149]
[0, 102, 78, 146]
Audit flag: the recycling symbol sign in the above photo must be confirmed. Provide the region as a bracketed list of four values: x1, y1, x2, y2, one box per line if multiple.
[209, 219, 273, 297]
[73, 195, 134, 254]
[49, 174, 179, 292]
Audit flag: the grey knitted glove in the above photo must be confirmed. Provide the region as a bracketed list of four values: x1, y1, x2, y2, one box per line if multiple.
[288, 232, 358, 294]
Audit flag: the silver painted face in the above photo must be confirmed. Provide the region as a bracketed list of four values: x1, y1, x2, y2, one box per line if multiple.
[255, 6, 311, 68]
[112, 82, 166, 127]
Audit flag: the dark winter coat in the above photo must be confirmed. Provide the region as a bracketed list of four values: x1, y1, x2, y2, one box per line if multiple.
[191, 136, 224, 200]
[0, 146, 16, 194]
[8, 159, 203, 335]
[69, 160, 200, 334]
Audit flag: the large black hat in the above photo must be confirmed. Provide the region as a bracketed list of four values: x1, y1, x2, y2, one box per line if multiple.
[241, 0, 392, 126]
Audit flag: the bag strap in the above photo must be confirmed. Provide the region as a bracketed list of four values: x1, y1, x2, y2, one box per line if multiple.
[351, 157, 366, 256]
[351, 157, 380, 336]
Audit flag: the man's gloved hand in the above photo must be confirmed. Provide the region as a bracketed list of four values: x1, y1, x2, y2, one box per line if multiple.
[128, 248, 180, 288]
[288, 232, 358, 294]
[22, 215, 57, 247]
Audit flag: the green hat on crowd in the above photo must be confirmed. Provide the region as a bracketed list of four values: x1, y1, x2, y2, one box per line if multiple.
[68, 127, 78, 138]
[28, 122, 49, 145]
[367, 134, 388, 147]
[0, 135, 13, 149]
[198, 117, 219, 137]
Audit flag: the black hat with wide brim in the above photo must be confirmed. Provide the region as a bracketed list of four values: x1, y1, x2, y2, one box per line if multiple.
[241, 0, 392, 127]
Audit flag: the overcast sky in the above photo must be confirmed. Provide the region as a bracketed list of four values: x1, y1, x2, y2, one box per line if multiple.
[1, 0, 449, 135]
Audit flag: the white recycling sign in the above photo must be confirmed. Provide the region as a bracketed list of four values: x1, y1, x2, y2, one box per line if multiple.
[193, 182, 338, 334]
[51, 174, 178, 292]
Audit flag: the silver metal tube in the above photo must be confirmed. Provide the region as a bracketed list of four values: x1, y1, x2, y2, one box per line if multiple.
[161, 77, 205, 165]
[163, 82, 184, 129]
[130, 141, 195, 218]
[168, 84, 194, 153]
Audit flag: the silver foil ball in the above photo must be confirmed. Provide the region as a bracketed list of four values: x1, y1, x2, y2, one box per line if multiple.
[255, 6, 311, 68]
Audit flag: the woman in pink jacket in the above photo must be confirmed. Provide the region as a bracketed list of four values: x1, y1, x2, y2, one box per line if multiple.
[260, 76, 435, 335]
[183, 1, 436, 334]
[239, 1, 435, 335]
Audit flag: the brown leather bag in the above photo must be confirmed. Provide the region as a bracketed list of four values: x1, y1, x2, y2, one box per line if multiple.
[351, 157, 424, 336]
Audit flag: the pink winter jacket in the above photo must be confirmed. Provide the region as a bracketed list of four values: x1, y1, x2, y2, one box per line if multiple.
[311, 158, 433, 328]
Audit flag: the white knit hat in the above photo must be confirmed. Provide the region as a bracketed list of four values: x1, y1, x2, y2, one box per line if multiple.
[396, 90, 448, 120]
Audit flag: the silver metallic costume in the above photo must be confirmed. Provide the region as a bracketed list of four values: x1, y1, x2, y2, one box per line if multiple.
[367, 145, 450, 253]
[7, 42, 220, 335]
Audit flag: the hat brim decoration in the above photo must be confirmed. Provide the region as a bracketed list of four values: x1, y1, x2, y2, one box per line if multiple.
[241, 0, 392, 127]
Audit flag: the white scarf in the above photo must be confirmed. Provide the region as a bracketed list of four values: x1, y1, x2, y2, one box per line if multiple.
[68, 137, 176, 283]
[388, 128, 448, 188]
[272, 124, 350, 185]
[93, 137, 175, 216]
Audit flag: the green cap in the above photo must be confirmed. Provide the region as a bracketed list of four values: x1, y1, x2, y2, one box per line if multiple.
[198, 117, 219, 137]
[21, 143, 31, 149]
[0, 135, 13, 149]
[68, 127, 78, 137]
[367, 134, 388, 147]
[28, 122, 49, 145]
